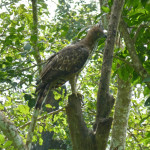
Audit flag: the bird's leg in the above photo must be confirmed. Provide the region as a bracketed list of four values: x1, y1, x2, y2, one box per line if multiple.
[69, 75, 77, 94]
[69, 74, 83, 103]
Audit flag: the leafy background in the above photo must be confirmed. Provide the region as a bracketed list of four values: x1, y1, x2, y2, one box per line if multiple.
[0, 0, 150, 149]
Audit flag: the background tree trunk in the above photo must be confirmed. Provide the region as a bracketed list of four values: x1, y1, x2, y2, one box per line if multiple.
[110, 77, 132, 150]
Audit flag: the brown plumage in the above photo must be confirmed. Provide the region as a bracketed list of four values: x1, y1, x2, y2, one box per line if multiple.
[35, 25, 106, 109]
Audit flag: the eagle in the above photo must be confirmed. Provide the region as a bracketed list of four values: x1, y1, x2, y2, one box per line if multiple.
[35, 25, 106, 109]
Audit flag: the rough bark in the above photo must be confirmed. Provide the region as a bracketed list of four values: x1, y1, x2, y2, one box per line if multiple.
[0, 111, 26, 150]
[66, 94, 96, 150]
[110, 77, 132, 150]
[119, 19, 150, 89]
[95, 0, 125, 149]
[96, 0, 124, 119]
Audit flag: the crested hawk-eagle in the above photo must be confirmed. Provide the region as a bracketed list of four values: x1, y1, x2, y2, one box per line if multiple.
[35, 25, 106, 109]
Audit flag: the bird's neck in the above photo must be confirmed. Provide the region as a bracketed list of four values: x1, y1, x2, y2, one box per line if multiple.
[81, 36, 98, 51]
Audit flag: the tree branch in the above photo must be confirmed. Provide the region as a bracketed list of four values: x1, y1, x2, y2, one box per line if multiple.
[119, 19, 150, 89]
[95, 0, 125, 149]
[134, 24, 149, 43]
[0, 111, 26, 150]
[26, 109, 40, 150]
[113, 55, 134, 67]
[128, 129, 143, 150]
[96, 0, 125, 119]
[26, 0, 42, 149]
[31, 0, 42, 73]
[18, 61, 46, 73]
[20, 107, 65, 129]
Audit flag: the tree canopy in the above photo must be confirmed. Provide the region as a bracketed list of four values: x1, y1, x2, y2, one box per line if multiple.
[0, 0, 150, 149]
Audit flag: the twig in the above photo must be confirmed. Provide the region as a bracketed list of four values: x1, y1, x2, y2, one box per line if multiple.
[113, 55, 134, 67]
[26, 109, 40, 150]
[19, 61, 46, 72]
[128, 129, 143, 150]
[50, 0, 57, 5]
[19, 107, 66, 129]
[0, 86, 13, 92]
[134, 24, 149, 43]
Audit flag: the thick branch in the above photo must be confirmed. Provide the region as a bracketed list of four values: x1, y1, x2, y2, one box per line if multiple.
[119, 19, 150, 89]
[0, 111, 26, 150]
[95, 117, 113, 150]
[95, 0, 125, 149]
[96, 0, 125, 119]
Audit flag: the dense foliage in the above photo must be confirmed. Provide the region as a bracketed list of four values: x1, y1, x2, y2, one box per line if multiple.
[0, 0, 150, 149]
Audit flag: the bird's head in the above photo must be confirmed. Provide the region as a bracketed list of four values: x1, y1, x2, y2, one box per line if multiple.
[87, 24, 107, 41]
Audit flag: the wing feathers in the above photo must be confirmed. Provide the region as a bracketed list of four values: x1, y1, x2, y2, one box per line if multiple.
[40, 44, 89, 82]
[36, 44, 89, 98]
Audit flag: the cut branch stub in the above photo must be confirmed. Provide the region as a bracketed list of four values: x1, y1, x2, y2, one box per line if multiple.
[66, 94, 96, 150]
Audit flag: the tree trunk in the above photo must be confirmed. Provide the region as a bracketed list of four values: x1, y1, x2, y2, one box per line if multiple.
[110, 77, 132, 150]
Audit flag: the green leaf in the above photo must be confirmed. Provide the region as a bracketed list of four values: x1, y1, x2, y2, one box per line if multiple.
[32, 135, 37, 142]
[141, 0, 149, 7]
[39, 137, 43, 145]
[11, 82, 17, 88]
[3, 141, 12, 148]
[30, 35, 37, 42]
[6, 56, 13, 62]
[45, 104, 52, 108]
[139, 115, 150, 124]
[17, 26, 24, 32]
[118, 64, 130, 81]
[101, 6, 110, 13]
[27, 74, 33, 83]
[0, 134, 5, 143]
[16, 105, 29, 115]
[24, 43, 31, 50]
[9, 27, 16, 33]
[143, 86, 150, 96]
[0, 103, 4, 110]
[39, 126, 43, 133]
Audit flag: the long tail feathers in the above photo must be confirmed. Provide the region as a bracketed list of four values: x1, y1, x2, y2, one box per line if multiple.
[35, 83, 49, 109]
